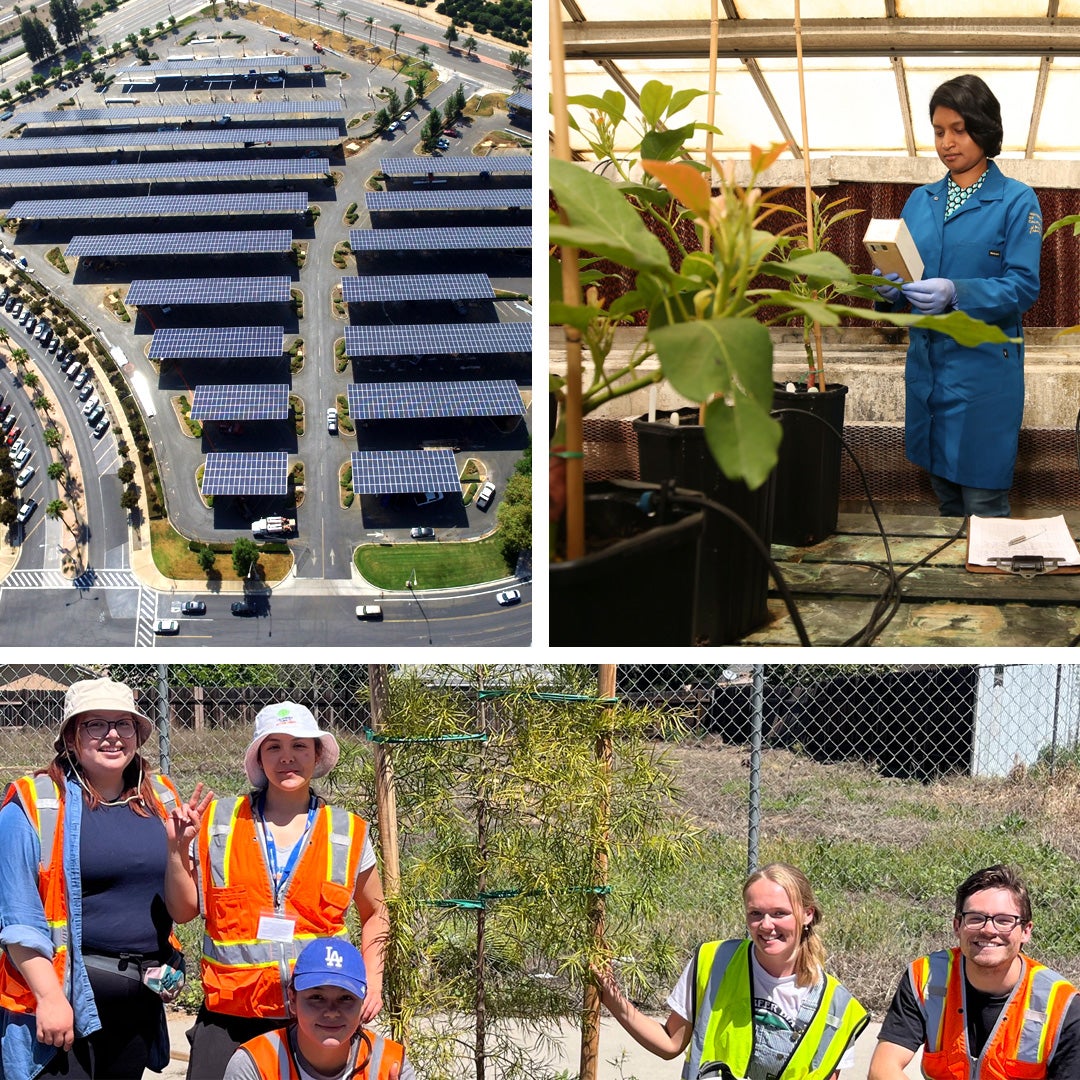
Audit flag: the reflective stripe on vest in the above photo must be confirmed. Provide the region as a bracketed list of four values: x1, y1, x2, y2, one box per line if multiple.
[199, 796, 369, 1018]
[0, 772, 178, 1014]
[240, 1026, 404, 1080]
[913, 948, 1078, 1078]
[685, 938, 868, 1080]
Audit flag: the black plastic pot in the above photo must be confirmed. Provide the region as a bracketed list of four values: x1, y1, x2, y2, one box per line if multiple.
[550, 481, 705, 646]
[633, 411, 775, 645]
[771, 383, 848, 547]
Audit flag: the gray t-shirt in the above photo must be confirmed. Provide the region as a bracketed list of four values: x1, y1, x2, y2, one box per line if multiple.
[223, 1027, 416, 1080]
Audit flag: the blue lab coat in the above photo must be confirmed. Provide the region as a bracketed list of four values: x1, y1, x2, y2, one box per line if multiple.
[897, 160, 1042, 490]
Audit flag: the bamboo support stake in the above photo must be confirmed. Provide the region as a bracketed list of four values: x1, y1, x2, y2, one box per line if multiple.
[794, 0, 826, 391]
[699, 0, 720, 427]
[579, 664, 616, 1080]
[368, 664, 400, 897]
[550, 1, 585, 559]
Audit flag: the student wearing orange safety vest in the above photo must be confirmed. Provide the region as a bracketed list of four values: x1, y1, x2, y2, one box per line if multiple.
[186, 702, 390, 1079]
[224, 937, 413, 1080]
[596, 863, 868, 1080]
[870, 864, 1080, 1080]
[0, 678, 211, 1080]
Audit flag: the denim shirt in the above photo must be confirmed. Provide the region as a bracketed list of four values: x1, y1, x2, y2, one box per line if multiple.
[0, 774, 169, 1078]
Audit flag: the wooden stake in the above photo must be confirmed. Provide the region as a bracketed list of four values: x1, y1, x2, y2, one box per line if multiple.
[579, 664, 616, 1080]
[700, 0, 719, 427]
[368, 664, 400, 897]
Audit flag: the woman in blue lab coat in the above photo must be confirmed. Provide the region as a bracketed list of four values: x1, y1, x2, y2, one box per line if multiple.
[875, 74, 1042, 517]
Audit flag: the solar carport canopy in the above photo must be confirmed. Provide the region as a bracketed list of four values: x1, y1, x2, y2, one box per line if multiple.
[344, 322, 532, 357]
[149, 326, 285, 359]
[340, 274, 494, 302]
[0, 160, 330, 187]
[66, 230, 293, 257]
[10, 193, 308, 220]
[346, 380, 525, 419]
[120, 55, 323, 73]
[18, 100, 342, 125]
[379, 154, 532, 175]
[350, 449, 460, 495]
[201, 451, 289, 496]
[127, 277, 292, 306]
[366, 190, 528, 211]
[190, 384, 291, 421]
[349, 226, 532, 251]
[0, 128, 341, 156]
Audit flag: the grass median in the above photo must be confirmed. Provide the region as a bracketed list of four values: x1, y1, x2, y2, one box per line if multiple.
[150, 520, 294, 583]
[355, 535, 510, 590]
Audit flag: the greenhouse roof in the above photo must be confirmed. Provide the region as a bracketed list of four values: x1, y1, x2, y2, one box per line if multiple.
[558, 2, 1080, 166]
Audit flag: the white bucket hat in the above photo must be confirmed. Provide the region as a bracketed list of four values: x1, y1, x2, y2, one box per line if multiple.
[56, 678, 153, 750]
[243, 701, 340, 788]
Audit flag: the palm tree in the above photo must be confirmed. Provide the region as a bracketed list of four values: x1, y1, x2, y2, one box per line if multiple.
[46, 498, 79, 541]
[33, 394, 52, 421]
[21, 369, 37, 391]
[389, 22, 401, 53]
[10, 347, 27, 371]
[508, 49, 530, 73]
[337, 8, 347, 35]
[47, 460, 65, 482]
[417, 42, 429, 61]
[0, 328, 9, 349]
[364, 14, 374, 42]
[312, 0, 324, 26]
[43, 426, 62, 450]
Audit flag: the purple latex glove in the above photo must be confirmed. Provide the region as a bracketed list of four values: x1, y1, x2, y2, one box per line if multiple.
[902, 277, 957, 314]
[872, 268, 903, 303]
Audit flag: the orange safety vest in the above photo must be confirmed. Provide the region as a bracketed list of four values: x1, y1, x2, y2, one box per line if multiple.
[197, 795, 369, 1018]
[239, 1026, 404, 1080]
[911, 947, 1077, 1080]
[0, 771, 180, 1014]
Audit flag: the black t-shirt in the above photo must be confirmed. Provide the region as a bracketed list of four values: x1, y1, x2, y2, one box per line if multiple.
[879, 963, 1080, 1078]
[79, 800, 172, 957]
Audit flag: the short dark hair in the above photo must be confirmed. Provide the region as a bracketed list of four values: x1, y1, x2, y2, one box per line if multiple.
[954, 864, 1032, 924]
[929, 74, 1003, 159]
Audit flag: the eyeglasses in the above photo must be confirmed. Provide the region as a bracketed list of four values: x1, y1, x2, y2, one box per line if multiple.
[959, 911, 1026, 932]
[80, 717, 137, 740]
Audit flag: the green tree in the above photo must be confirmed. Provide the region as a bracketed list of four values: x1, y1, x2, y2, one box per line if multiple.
[119, 483, 140, 510]
[49, 64, 61, 79]
[231, 537, 259, 577]
[386, 87, 400, 116]
[33, 394, 52, 421]
[364, 14, 374, 41]
[463, 34, 477, 57]
[49, 0, 81, 46]
[20, 14, 56, 62]
[416, 42, 429, 61]
[508, 48, 529, 72]
[43, 427, 62, 450]
[373, 106, 390, 133]
[443, 21, 457, 49]
[47, 460, 65, 482]
[495, 470, 530, 567]
[46, 497, 77, 540]
[420, 105, 441, 151]
[312, 0, 324, 25]
[0, 473, 14, 500]
[117, 460, 135, 483]
[389, 21, 401, 52]
[197, 545, 217, 573]
[0, 500, 17, 527]
[21, 370, 37, 391]
[337, 7, 347, 34]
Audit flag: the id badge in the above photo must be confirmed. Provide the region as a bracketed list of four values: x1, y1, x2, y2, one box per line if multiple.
[257, 914, 297, 942]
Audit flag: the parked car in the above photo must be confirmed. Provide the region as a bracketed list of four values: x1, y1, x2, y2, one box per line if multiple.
[153, 619, 179, 635]
[355, 605, 383, 619]
[410, 527, 435, 539]
[436, 137, 451, 150]
[83, 395, 100, 416]
[12, 445, 30, 467]
[73, 370, 89, 389]
[181, 600, 206, 615]
[0, 404, 11, 421]
[476, 481, 496, 510]
[47, 338, 59, 353]
[78, 382, 95, 401]
[93, 417, 109, 438]
[10, 438, 24, 457]
[388, 121, 400, 132]
[16, 497, 36, 524]
[0, 412, 14, 430]
[86, 405, 104, 426]
[15, 464, 34, 488]
[5, 427, 20, 446]
[326, 407, 337, 434]
[66, 362, 81, 381]
[496, 589, 522, 606]
[231, 599, 255, 616]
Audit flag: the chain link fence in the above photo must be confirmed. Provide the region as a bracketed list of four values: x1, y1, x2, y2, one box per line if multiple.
[2, 662, 1079, 1072]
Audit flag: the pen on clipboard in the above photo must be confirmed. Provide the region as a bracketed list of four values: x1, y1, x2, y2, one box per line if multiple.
[1008, 529, 1045, 546]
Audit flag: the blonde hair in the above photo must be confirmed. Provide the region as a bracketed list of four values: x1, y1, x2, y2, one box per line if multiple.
[743, 863, 826, 988]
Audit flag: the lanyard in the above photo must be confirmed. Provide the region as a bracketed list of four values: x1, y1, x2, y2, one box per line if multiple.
[256, 793, 318, 903]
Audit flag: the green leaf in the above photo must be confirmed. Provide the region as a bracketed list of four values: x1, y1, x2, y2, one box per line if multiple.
[1043, 214, 1080, 240]
[774, 249, 858, 286]
[703, 394, 782, 491]
[668, 87, 710, 118]
[649, 317, 773, 403]
[641, 122, 697, 163]
[549, 159, 672, 275]
[549, 301, 600, 332]
[823, 303, 1019, 346]
[607, 291, 648, 318]
[566, 90, 626, 126]
[638, 80, 672, 128]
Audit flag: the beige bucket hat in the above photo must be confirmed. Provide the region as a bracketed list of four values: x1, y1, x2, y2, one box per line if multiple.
[55, 678, 153, 749]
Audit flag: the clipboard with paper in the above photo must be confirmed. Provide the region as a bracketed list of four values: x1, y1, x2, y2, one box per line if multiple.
[966, 514, 1080, 576]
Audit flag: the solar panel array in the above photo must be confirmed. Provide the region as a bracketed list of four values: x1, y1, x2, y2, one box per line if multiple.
[149, 326, 285, 359]
[66, 230, 293, 257]
[190, 384, 291, 420]
[127, 276, 292, 306]
[379, 154, 532, 176]
[350, 450, 460, 495]
[344, 323, 532, 357]
[346, 380, 524, 420]
[349, 226, 532, 252]
[19, 100, 342, 124]
[0, 127, 342, 153]
[202, 451, 289, 496]
[122, 56, 322, 72]
[11, 193, 308, 220]
[366, 189, 526, 211]
[340, 274, 494, 303]
[0, 160, 331, 186]
[506, 91, 533, 111]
